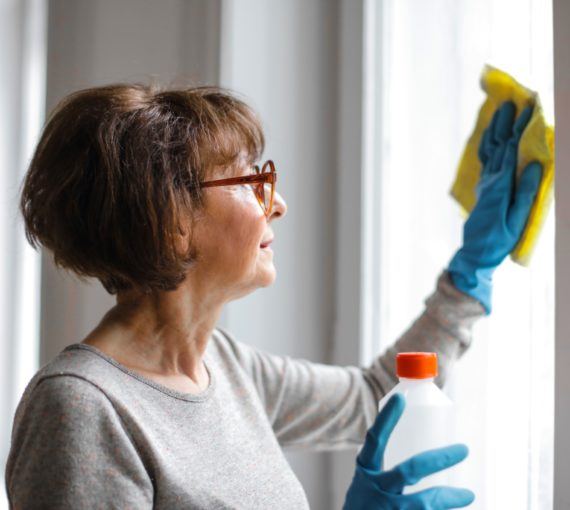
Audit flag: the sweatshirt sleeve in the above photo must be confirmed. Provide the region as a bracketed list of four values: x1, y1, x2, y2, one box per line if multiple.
[5, 374, 154, 510]
[218, 271, 485, 452]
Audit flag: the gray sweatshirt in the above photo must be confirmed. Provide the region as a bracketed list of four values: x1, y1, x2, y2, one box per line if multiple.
[5, 272, 484, 509]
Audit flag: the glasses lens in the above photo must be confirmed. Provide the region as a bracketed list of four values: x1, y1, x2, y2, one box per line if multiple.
[262, 163, 274, 214]
[252, 161, 275, 215]
[255, 182, 267, 212]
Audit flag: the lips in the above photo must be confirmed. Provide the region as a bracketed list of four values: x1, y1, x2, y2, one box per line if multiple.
[260, 237, 274, 249]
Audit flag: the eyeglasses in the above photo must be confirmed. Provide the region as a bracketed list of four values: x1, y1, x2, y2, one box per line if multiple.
[200, 159, 277, 218]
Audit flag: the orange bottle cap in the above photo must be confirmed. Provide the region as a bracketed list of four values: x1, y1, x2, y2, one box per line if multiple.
[396, 352, 438, 379]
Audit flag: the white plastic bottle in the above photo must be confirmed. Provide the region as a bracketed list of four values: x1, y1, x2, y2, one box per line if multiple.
[378, 352, 457, 493]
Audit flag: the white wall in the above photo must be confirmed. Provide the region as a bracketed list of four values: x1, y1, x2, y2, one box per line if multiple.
[41, 0, 222, 362]
[41, 1, 343, 508]
[219, 2, 341, 507]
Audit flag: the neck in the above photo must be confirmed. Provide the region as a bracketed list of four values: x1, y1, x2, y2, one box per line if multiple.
[90, 278, 225, 385]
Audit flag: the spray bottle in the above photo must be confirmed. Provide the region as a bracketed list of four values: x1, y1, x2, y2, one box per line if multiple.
[378, 352, 458, 493]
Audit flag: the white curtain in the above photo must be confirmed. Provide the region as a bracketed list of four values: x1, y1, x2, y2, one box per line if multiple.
[0, 0, 45, 508]
[370, 0, 554, 508]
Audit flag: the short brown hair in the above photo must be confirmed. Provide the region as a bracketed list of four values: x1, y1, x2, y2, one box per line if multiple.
[20, 83, 265, 294]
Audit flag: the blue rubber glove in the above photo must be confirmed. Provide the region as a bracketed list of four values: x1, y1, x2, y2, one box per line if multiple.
[448, 101, 543, 314]
[343, 394, 475, 509]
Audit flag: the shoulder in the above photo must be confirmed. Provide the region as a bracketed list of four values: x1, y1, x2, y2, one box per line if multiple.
[30, 372, 109, 408]
[209, 327, 289, 382]
[5, 373, 152, 509]
[33, 343, 117, 384]
[11, 346, 125, 430]
[13, 372, 116, 436]
[208, 327, 268, 381]
[209, 326, 264, 366]
[210, 326, 241, 355]
[6, 372, 121, 484]
[31, 343, 136, 396]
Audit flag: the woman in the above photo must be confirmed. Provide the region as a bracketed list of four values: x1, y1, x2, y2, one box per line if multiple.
[5, 84, 539, 508]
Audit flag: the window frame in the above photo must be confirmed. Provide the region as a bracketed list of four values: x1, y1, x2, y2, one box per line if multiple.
[332, 0, 566, 507]
[553, 0, 570, 506]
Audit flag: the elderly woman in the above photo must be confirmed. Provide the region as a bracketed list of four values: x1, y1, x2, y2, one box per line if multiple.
[5, 85, 539, 509]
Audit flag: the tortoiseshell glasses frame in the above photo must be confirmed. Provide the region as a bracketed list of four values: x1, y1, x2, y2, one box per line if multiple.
[200, 159, 277, 218]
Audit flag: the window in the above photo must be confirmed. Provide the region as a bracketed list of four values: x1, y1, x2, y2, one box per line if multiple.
[366, 0, 554, 507]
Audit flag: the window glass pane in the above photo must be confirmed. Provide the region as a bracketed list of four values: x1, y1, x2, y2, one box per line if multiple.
[373, 0, 554, 507]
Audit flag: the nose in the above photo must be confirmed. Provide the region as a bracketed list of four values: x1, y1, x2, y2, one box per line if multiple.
[269, 190, 287, 221]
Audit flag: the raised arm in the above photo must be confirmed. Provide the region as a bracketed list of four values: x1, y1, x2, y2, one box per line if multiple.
[216, 271, 485, 452]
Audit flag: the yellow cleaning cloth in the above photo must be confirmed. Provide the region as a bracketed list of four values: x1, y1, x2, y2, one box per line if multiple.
[450, 65, 554, 266]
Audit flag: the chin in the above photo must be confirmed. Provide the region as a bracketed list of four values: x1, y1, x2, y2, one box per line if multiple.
[258, 268, 276, 288]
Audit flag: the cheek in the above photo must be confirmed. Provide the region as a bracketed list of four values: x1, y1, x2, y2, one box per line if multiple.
[231, 207, 266, 257]
[209, 188, 266, 264]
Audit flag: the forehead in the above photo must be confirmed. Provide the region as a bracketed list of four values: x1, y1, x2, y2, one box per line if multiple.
[209, 153, 254, 179]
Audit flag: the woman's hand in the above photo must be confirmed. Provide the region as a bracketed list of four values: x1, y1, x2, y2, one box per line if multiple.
[447, 101, 542, 314]
[343, 394, 474, 509]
